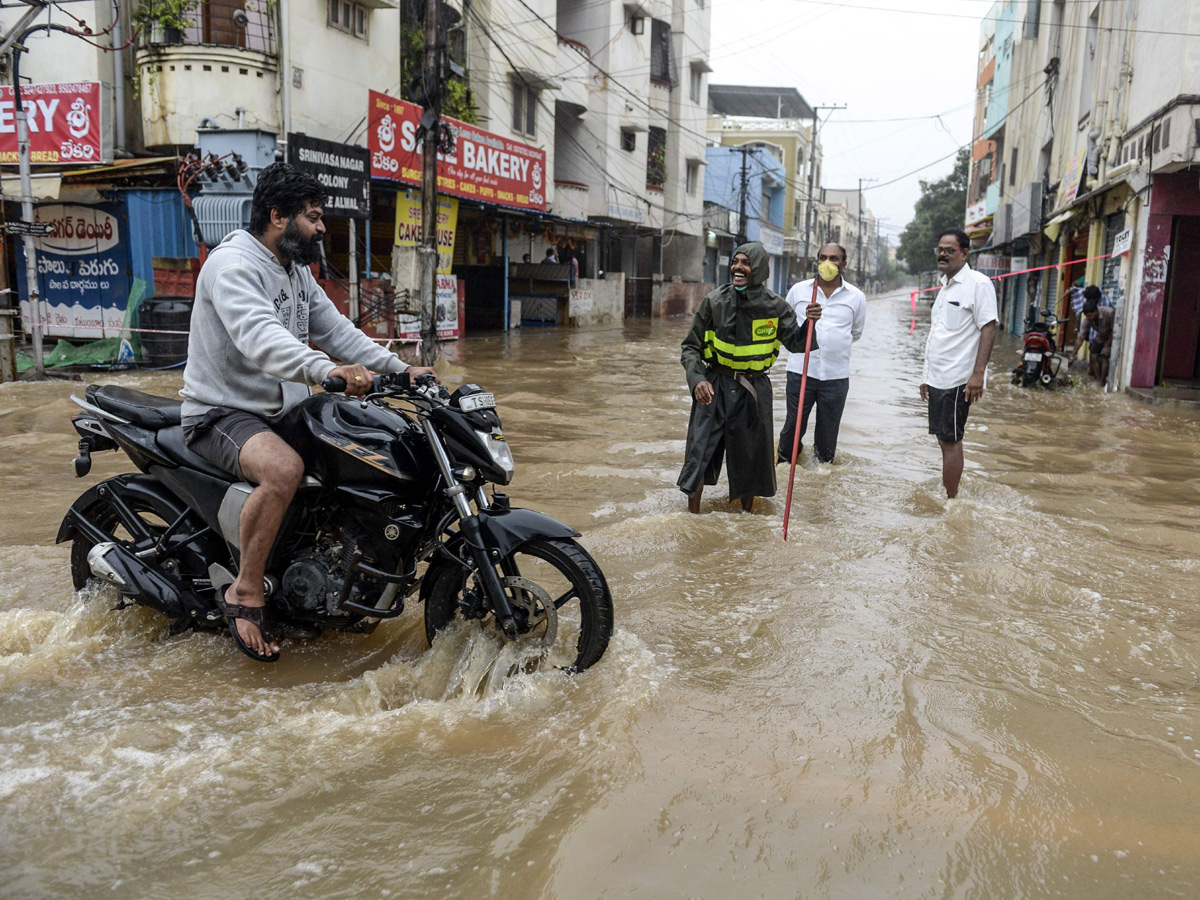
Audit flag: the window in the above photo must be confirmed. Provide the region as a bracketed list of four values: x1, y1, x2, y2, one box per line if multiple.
[689, 67, 702, 103]
[512, 82, 537, 137]
[328, 0, 368, 39]
[1010, 147, 1018, 186]
[621, 129, 636, 152]
[629, 15, 644, 34]
[1078, 8, 1098, 121]
[650, 19, 671, 86]
[686, 161, 698, 195]
[646, 126, 666, 187]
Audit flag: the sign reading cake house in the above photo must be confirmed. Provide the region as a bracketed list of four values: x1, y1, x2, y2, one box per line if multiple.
[14, 203, 132, 339]
[367, 90, 547, 212]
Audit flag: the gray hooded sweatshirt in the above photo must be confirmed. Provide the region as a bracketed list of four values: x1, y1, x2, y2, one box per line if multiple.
[180, 229, 407, 420]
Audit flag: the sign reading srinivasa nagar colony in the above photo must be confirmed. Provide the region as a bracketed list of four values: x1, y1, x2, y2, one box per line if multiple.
[367, 90, 547, 212]
[287, 133, 371, 218]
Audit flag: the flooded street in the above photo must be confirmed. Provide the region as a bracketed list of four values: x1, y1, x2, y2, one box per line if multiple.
[2, 290, 1199, 899]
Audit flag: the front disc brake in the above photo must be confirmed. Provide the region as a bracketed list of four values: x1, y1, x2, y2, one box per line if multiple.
[500, 575, 558, 651]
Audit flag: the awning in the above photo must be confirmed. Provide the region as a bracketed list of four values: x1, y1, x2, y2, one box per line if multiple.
[1043, 209, 1074, 242]
[0, 173, 62, 200]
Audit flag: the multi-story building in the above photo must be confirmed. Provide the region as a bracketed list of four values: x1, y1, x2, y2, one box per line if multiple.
[551, 0, 712, 316]
[822, 188, 878, 288]
[702, 144, 787, 292]
[706, 85, 823, 286]
[968, 0, 1200, 396]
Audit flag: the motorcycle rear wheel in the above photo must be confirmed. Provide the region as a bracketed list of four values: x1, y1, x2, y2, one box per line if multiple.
[68, 489, 204, 595]
[423, 537, 614, 672]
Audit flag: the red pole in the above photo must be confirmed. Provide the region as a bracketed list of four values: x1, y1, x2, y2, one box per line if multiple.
[782, 279, 819, 540]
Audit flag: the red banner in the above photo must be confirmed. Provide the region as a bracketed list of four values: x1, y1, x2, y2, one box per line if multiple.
[0, 82, 103, 165]
[367, 90, 546, 212]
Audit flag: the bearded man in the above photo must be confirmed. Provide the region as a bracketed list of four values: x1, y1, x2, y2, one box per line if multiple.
[180, 163, 435, 661]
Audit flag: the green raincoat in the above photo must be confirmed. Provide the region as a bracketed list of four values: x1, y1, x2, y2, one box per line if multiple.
[677, 242, 816, 502]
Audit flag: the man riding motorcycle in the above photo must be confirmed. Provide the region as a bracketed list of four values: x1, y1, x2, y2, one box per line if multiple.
[180, 162, 435, 661]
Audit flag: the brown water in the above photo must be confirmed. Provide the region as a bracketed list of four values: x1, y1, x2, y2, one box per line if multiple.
[1, 291, 1198, 899]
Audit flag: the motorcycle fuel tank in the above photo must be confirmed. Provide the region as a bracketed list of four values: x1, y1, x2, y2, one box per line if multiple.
[279, 393, 437, 495]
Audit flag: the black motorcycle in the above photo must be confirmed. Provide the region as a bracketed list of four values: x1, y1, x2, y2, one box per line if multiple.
[58, 372, 613, 671]
[1012, 304, 1067, 389]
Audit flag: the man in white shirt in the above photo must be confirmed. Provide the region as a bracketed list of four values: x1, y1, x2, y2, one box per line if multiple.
[920, 228, 998, 499]
[777, 243, 866, 464]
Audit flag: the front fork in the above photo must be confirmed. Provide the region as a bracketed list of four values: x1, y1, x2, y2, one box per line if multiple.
[422, 419, 520, 639]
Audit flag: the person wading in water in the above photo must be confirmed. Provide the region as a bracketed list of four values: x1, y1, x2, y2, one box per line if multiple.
[677, 241, 821, 513]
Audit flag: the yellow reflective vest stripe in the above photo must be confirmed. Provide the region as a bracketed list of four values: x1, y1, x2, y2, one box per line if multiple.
[702, 329, 780, 371]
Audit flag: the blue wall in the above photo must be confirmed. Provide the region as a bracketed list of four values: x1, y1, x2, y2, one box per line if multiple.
[121, 189, 198, 297]
[704, 145, 786, 241]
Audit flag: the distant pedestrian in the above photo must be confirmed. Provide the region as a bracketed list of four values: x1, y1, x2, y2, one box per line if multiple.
[1069, 278, 1113, 314]
[777, 243, 865, 464]
[920, 228, 998, 499]
[544, 247, 559, 264]
[1070, 290, 1114, 385]
[678, 242, 821, 513]
[522, 253, 531, 263]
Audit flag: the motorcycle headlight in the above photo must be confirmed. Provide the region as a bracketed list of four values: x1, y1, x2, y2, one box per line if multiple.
[480, 431, 514, 480]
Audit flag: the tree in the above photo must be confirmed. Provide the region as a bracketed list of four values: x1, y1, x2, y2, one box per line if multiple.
[897, 148, 970, 275]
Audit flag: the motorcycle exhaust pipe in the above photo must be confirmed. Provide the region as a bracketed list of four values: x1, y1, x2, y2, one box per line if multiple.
[87, 542, 127, 586]
[83, 537, 185, 615]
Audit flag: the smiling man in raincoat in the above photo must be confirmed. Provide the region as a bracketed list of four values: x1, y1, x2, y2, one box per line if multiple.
[678, 241, 822, 513]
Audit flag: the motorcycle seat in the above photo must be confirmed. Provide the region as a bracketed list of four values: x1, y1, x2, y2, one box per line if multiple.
[87, 384, 182, 429]
[154, 425, 236, 481]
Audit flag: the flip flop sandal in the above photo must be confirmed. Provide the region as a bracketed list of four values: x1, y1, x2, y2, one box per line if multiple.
[217, 594, 281, 663]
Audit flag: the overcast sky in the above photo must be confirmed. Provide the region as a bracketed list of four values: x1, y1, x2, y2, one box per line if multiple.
[708, 0, 989, 244]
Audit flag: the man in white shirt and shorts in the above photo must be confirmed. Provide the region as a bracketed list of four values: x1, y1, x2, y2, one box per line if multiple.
[920, 228, 998, 499]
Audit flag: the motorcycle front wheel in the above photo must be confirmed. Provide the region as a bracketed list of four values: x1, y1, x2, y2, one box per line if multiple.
[424, 537, 614, 672]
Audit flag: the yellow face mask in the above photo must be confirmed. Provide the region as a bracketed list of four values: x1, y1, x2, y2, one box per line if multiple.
[817, 260, 840, 282]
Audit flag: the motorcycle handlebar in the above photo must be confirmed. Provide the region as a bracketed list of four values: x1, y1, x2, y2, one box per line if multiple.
[321, 371, 434, 395]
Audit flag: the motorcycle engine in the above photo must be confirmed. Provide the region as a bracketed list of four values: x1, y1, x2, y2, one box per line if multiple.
[280, 531, 375, 618]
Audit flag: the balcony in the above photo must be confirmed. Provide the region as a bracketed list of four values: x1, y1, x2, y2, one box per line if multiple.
[136, 0, 279, 148]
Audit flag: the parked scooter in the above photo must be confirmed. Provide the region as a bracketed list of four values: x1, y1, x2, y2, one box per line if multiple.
[1012, 304, 1070, 389]
[58, 372, 614, 670]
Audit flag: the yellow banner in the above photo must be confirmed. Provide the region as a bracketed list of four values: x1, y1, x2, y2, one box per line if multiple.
[394, 191, 458, 275]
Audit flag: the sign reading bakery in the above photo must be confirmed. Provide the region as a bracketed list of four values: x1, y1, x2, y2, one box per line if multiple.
[367, 89, 546, 212]
[0, 82, 104, 165]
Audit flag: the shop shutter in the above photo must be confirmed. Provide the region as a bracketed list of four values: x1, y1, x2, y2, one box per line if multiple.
[1102, 212, 1125, 305]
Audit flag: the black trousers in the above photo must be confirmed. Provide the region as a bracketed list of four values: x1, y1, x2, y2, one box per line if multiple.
[678, 370, 776, 501]
[776, 374, 850, 464]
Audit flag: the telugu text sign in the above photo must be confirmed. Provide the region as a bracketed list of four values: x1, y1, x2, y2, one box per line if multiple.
[367, 90, 546, 212]
[0, 82, 103, 165]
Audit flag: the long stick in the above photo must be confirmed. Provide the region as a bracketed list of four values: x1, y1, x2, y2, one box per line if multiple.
[782, 279, 819, 541]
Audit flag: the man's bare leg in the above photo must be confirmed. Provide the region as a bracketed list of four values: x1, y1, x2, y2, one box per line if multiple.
[687, 484, 703, 514]
[938, 438, 964, 499]
[228, 431, 304, 657]
[739, 497, 754, 513]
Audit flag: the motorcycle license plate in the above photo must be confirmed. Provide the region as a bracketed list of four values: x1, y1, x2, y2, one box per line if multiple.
[459, 392, 496, 412]
[1024, 352, 1044, 362]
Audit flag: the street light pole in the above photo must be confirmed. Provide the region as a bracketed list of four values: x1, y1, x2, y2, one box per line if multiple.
[802, 104, 844, 279]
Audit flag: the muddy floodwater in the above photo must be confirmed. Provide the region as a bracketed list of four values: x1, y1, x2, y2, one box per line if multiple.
[1, 290, 1198, 899]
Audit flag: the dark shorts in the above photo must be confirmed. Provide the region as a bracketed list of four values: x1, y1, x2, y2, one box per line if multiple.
[182, 407, 273, 480]
[927, 384, 970, 443]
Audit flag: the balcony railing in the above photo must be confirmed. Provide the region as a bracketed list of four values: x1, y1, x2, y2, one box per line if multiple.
[144, 0, 276, 54]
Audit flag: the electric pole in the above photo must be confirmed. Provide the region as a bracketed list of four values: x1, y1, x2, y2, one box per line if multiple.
[801, 104, 844, 279]
[735, 145, 755, 246]
[419, 0, 441, 365]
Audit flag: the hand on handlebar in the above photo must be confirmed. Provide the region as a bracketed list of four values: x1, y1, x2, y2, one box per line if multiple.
[328, 364, 373, 397]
